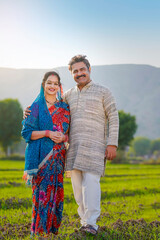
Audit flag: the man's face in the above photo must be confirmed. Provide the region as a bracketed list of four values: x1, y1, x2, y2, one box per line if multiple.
[71, 62, 91, 88]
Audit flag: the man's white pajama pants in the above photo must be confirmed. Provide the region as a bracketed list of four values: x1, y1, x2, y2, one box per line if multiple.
[70, 169, 101, 230]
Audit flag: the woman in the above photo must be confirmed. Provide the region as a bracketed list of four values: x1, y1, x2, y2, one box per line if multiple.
[21, 71, 70, 238]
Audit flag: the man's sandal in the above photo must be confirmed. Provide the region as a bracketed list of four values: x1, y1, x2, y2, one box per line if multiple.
[74, 226, 86, 232]
[84, 224, 97, 235]
[79, 226, 86, 231]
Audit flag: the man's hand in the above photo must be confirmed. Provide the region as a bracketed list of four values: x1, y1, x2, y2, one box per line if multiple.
[23, 106, 31, 119]
[105, 145, 117, 160]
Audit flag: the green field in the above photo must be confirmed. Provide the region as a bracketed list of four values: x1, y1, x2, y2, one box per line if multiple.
[0, 160, 160, 239]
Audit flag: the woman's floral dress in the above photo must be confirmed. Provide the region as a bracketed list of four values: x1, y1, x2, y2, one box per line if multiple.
[31, 102, 70, 236]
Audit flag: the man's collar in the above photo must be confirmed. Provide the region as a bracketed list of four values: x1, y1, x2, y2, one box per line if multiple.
[76, 80, 93, 91]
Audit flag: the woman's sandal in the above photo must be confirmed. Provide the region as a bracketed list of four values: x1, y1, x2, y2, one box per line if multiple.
[84, 224, 97, 235]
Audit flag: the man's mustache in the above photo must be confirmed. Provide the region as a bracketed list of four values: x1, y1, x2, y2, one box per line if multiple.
[76, 74, 86, 79]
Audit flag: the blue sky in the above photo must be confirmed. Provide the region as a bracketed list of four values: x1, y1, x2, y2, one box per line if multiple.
[0, 0, 160, 68]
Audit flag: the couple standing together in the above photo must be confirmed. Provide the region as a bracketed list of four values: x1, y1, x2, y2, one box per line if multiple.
[22, 55, 119, 238]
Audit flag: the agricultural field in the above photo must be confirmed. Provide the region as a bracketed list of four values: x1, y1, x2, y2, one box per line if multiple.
[0, 160, 160, 239]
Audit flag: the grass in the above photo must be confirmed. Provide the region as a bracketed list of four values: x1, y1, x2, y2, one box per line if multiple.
[0, 160, 160, 239]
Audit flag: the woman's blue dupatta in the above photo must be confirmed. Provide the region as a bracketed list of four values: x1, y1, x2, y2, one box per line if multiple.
[21, 85, 56, 179]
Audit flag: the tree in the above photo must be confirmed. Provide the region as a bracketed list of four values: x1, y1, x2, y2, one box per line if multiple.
[132, 137, 151, 156]
[0, 99, 23, 155]
[118, 110, 137, 150]
[151, 139, 160, 154]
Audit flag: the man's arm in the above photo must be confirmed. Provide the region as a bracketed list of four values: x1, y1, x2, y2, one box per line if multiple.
[62, 92, 68, 104]
[23, 106, 31, 119]
[103, 88, 119, 160]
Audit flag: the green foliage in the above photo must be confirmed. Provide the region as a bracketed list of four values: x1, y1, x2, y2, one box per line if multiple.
[142, 158, 160, 165]
[118, 110, 137, 150]
[10, 139, 26, 155]
[112, 150, 128, 164]
[0, 153, 25, 161]
[0, 99, 23, 155]
[132, 137, 151, 156]
[151, 139, 160, 153]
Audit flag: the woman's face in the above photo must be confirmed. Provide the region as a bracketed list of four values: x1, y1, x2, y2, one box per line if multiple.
[44, 75, 60, 96]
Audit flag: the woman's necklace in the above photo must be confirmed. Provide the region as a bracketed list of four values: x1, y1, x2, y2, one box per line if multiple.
[45, 98, 57, 105]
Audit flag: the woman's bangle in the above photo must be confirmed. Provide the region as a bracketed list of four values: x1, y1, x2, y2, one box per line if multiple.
[45, 130, 50, 137]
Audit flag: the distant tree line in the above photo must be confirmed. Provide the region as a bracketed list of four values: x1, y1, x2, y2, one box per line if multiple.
[129, 137, 160, 157]
[0, 99, 138, 158]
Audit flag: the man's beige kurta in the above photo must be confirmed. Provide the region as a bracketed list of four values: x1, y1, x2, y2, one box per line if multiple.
[63, 81, 119, 176]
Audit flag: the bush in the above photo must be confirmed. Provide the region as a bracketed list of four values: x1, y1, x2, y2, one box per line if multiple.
[111, 150, 129, 164]
[127, 156, 144, 164]
[0, 153, 25, 161]
[142, 158, 160, 165]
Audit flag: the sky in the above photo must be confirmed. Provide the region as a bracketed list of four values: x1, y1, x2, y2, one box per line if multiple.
[0, 0, 160, 69]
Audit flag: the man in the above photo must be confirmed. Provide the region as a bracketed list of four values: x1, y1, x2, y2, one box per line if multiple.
[24, 55, 119, 235]
[63, 55, 119, 235]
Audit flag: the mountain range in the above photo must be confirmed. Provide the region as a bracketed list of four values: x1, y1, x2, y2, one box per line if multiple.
[0, 64, 160, 139]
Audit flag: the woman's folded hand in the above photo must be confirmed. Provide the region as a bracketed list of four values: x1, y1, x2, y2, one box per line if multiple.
[49, 131, 65, 143]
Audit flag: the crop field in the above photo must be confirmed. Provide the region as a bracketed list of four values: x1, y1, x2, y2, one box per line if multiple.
[0, 160, 160, 239]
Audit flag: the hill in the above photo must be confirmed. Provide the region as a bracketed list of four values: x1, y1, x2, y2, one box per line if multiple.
[0, 64, 160, 139]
